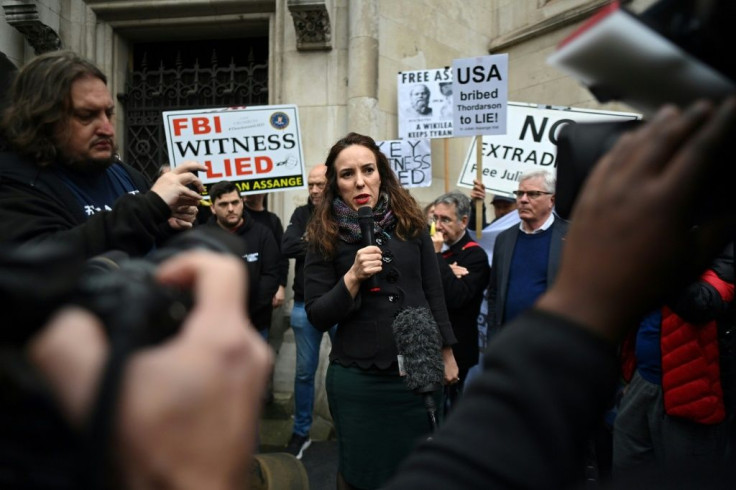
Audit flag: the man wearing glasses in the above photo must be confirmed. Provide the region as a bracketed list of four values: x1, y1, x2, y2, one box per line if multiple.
[432, 191, 490, 410]
[486, 170, 568, 336]
[281, 164, 336, 459]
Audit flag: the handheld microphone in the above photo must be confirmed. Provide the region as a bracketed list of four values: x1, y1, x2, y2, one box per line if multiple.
[358, 206, 381, 293]
[392, 307, 444, 432]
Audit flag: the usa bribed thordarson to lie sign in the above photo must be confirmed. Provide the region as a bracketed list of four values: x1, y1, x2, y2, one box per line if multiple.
[162, 105, 306, 198]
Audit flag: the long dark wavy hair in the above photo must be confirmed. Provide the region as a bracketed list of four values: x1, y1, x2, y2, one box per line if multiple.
[307, 132, 426, 258]
[0, 50, 107, 167]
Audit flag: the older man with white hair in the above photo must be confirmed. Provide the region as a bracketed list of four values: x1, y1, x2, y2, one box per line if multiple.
[486, 170, 568, 337]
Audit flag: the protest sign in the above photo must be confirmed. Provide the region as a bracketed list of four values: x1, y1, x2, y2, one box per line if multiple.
[452, 54, 509, 137]
[457, 102, 640, 197]
[397, 68, 453, 139]
[376, 138, 432, 188]
[162, 105, 306, 197]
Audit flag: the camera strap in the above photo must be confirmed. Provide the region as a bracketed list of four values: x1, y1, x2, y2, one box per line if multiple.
[83, 328, 136, 489]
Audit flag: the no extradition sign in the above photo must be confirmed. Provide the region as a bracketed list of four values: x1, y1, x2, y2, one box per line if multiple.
[452, 54, 508, 137]
[162, 105, 306, 198]
[457, 102, 640, 197]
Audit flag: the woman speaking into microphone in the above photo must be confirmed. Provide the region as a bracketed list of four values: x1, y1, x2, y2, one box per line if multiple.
[304, 132, 458, 490]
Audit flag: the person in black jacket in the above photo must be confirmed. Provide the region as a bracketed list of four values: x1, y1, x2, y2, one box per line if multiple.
[281, 164, 336, 458]
[431, 191, 490, 407]
[206, 181, 280, 335]
[244, 192, 289, 308]
[305, 132, 458, 489]
[0, 50, 203, 259]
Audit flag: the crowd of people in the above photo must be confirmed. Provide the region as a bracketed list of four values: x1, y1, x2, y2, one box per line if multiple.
[1, 39, 736, 490]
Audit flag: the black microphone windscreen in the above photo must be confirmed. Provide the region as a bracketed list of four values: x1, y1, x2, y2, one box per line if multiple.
[392, 307, 444, 391]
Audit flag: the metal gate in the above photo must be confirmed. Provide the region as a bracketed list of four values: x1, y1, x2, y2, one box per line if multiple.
[119, 40, 269, 181]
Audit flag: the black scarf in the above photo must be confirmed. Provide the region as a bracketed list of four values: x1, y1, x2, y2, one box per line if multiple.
[334, 193, 396, 244]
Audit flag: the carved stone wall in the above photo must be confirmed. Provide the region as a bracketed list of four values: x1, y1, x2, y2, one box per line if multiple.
[2, 0, 61, 54]
[287, 0, 331, 51]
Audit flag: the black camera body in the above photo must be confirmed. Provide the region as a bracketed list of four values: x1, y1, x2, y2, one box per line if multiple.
[74, 252, 192, 349]
[0, 227, 243, 350]
[554, 0, 736, 219]
[555, 119, 641, 220]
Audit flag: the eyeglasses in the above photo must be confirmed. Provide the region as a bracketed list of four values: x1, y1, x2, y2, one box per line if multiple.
[433, 216, 456, 225]
[512, 190, 552, 199]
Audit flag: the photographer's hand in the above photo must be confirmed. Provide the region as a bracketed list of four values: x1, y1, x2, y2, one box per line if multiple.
[117, 251, 272, 490]
[151, 161, 206, 210]
[168, 204, 199, 230]
[30, 252, 273, 490]
[537, 98, 736, 343]
[28, 308, 108, 427]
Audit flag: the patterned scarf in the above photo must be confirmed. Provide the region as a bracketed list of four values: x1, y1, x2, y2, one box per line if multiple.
[334, 193, 397, 244]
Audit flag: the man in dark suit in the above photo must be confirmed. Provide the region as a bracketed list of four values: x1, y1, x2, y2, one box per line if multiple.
[432, 191, 490, 403]
[487, 170, 568, 338]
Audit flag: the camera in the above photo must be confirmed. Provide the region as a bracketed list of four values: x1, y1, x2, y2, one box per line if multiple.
[75, 250, 192, 349]
[0, 223, 245, 489]
[0, 227, 243, 350]
[551, 0, 736, 219]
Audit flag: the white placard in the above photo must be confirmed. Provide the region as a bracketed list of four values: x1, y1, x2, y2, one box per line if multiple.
[397, 68, 453, 140]
[457, 102, 640, 196]
[452, 54, 509, 137]
[376, 138, 432, 188]
[162, 105, 306, 197]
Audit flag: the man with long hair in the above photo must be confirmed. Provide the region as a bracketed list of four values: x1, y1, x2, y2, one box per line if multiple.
[0, 50, 204, 258]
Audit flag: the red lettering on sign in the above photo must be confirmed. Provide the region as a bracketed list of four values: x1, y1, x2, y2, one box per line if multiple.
[234, 158, 253, 176]
[192, 117, 212, 135]
[204, 155, 273, 179]
[255, 156, 273, 173]
[172, 118, 188, 136]
[204, 160, 222, 179]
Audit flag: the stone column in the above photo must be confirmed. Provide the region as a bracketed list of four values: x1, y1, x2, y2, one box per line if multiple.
[346, 0, 378, 136]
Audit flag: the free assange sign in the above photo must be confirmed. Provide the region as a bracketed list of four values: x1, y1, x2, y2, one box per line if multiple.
[452, 54, 508, 137]
[397, 67, 453, 140]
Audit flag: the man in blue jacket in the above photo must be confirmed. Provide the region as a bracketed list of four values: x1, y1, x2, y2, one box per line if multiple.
[281, 164, 336, 458]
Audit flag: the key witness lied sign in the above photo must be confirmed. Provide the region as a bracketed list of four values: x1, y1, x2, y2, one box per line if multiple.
[376, 138, 432, 188]
[162, 105, 306, 197]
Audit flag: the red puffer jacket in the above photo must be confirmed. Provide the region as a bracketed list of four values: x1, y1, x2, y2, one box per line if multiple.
[660, 253, 734, 424]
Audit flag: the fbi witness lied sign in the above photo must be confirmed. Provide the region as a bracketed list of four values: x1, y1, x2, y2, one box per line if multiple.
[163, 105, 306, 197]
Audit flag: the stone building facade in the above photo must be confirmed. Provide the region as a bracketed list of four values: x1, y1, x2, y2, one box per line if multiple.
[2, 0, 657, 209]
[2, 0, 656, 407]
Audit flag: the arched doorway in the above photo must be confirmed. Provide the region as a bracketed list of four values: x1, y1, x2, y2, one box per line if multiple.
[119, 38, 269, 180]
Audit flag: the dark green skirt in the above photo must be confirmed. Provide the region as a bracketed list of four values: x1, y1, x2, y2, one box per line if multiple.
[326, 363, 442, 489]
